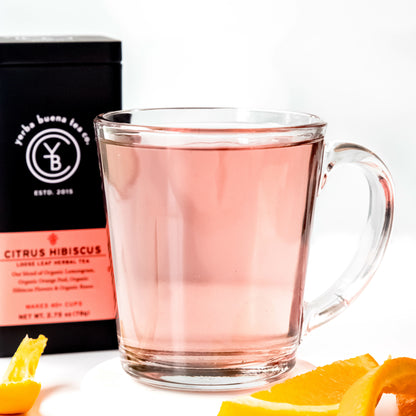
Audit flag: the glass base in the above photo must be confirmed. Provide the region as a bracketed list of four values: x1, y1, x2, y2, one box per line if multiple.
[119, 344, 297, 392]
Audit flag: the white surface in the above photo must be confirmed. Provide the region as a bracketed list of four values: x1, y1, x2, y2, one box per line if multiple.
[81, 358, 314, 415]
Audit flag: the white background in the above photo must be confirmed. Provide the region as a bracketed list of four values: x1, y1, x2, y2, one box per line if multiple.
[1, 0, 415, 402]
[1, 0, 414, 233]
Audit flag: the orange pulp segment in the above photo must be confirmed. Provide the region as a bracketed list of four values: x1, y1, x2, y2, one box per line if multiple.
[337, 357, 416, 416]
[2, 334, 47, 382]
[0, 335, 47, 414]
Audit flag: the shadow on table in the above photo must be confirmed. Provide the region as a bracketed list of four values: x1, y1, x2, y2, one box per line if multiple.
[26, 384, 69, 416]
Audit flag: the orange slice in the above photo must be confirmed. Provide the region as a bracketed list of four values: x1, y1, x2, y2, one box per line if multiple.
[337, 357, 416, 416]
[0, 335, 47, 414]
[252, 354, 378, 405]
[218, 354, 378, 416]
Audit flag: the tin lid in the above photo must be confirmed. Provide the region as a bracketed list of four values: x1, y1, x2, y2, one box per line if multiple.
[0, 36, 121, 65]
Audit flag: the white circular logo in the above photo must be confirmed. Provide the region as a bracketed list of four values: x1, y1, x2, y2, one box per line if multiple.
[26, 128, 81, 184]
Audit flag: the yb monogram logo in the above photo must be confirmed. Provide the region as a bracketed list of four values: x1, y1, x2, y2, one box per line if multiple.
[25, 128, 81, 184]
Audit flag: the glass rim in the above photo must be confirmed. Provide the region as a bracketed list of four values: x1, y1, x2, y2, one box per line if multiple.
[94, 107, 327, 134]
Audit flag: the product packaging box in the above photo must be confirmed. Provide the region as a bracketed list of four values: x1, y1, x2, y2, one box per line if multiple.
[0, 36, 122, 355]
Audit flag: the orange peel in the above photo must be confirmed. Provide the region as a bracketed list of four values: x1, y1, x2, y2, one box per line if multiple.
[0, 334, 47, 414]
[397, 394, 416, 416]
[338, 357, 416, 415]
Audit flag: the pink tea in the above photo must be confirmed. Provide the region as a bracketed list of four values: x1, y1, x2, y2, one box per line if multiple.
[99, 137, 324, 387]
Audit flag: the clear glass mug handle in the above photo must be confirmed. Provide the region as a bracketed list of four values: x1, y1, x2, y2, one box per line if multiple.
[302, 142, 394, 334]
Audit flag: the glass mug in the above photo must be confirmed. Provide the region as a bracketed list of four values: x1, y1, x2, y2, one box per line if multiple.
[94, 108, 393, 391]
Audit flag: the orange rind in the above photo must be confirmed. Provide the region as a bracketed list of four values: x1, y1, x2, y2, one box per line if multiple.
[338, 357, 416, 415]
[0, 379, 42, 414]
[0, 335, 47, 414]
